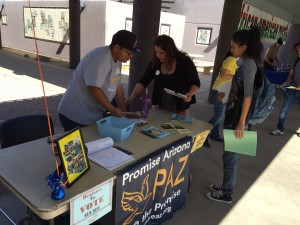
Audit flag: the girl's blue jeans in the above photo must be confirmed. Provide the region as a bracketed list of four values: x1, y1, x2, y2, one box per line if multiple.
[208, 89, 226, 139]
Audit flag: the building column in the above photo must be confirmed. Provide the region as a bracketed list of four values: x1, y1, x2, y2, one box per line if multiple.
[208, 0, 243, 102]
[128, 0, 162, 111]
[0, 3, 4, 49]
[69, 0, 81, 69]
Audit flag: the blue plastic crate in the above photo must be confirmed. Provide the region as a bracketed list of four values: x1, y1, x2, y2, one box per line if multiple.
[96, 116, 135, 142]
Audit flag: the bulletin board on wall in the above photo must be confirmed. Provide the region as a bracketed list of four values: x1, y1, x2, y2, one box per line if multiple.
[23, 7, 69, 43]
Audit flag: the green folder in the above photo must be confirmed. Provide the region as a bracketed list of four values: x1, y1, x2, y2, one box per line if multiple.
[223, 129, 257, 156]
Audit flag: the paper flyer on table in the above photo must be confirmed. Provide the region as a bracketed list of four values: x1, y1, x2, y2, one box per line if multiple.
[216, 80, 232, 103]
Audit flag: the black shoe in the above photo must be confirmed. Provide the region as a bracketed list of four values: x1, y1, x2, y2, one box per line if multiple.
[206, 191, 232, 204]
[208, 184, 223, 192]
[210, 137, 224, 142]
[203, 139, 211, 148]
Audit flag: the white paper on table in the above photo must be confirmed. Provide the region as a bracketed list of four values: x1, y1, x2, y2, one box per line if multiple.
[88, 146, 134, 170]
[216, 80, 232, 103]
[85, 137, 114, 155]
[85, 137, 134, 171]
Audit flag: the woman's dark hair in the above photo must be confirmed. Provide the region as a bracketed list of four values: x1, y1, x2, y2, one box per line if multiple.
[232, 26, 263, 63]
[151, 35, 188, 69]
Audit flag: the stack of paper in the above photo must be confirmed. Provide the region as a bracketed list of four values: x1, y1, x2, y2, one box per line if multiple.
[85, 137, 134, 171]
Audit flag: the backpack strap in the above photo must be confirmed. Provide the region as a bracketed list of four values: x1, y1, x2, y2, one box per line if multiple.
[252, 60, 264, 91]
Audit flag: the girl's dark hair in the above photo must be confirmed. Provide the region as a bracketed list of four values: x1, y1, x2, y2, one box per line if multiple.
[152, 35, 188, 68]
[232, 26, 263, 63]
[217, 51, 233, 72]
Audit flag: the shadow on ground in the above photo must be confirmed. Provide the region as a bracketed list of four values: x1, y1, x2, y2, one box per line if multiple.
[0, 94, 63, 132]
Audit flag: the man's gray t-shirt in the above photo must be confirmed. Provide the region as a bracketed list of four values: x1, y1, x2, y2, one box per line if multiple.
[58, 46, 122, 125]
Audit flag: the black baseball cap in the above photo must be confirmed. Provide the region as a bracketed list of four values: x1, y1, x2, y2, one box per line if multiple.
[111, 30, 141, 53]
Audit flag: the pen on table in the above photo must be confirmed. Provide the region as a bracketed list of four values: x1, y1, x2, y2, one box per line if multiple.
[114, 146, 133, 155]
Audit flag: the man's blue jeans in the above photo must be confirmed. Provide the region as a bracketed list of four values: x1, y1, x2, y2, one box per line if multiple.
[277, 89, 300, 132]
[208, 90, 226, 139]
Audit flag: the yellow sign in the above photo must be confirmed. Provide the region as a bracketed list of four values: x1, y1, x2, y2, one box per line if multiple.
[191, 129, 210, 153]
[56, 128, 90, 187]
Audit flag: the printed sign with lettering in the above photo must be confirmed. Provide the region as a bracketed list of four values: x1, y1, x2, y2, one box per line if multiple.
[115, 136, 192, 225]
[238, 2, 289, 43]
[191, 129, 210, 153]
[70, 179, 113, 225]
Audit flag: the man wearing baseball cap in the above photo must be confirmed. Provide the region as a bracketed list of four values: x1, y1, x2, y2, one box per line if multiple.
[270, 41, 300, 135]
[58, 30, 141, 131]
[264, 37, 283, 70]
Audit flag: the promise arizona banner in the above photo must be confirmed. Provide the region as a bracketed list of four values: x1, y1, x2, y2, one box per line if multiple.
[115, 136, 192, 225]
[238, 2, 289, 43]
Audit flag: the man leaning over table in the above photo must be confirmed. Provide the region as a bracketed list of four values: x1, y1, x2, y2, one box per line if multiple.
[263, 38, 283, 70]
[58, 30, 141, 131]
[270, 43, 300, 135]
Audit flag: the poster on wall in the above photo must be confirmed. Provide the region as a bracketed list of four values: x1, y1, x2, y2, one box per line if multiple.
[196, 28, 212, 45]
[160, 24, 171, 36]
[238, 2, 289, 43]
[23, 7, 69, 43]
[125, 18, 132, 32]
[115, 136, 192, 225]
[2, 14, 7, 25]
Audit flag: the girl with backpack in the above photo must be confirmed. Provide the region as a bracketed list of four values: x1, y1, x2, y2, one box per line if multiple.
[206, 27, 263, 203]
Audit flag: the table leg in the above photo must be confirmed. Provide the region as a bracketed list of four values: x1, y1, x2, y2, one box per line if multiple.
[47, 219, 55, 225]
[18, 212, 38, 225]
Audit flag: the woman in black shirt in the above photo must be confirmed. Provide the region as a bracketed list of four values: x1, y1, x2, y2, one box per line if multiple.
[127, 35, 200, 115]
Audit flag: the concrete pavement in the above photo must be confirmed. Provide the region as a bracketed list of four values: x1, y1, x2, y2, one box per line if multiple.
[0, 49, 299, 225]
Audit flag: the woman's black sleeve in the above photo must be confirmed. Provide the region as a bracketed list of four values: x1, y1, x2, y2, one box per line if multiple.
[138, 63, 156, 87]
[184, 57, 201, 88]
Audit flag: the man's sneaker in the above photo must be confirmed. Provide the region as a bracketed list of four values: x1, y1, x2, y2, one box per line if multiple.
[270, 129, 284, 135]
[206, 191, 232, 204]
[208, 184, 223, 192]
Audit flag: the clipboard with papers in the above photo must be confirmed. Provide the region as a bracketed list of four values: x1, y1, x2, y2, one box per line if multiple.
[164, 88, 187, 99]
